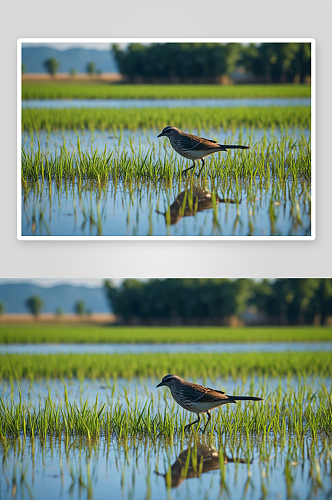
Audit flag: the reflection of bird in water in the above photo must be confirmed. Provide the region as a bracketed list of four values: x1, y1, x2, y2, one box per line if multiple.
[155, 445, 248, 488]
[157, 126, 250, 176]
[156, 187, 237, 225]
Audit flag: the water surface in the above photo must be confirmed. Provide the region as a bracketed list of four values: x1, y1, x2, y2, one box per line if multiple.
[1, 433, 330, 500]
[1, 341, 330, 355]
[1, 376, 330, 408]
[21, 176, 311, 237]
[22, 126, 310, 154]
[22, 97, 311, 109]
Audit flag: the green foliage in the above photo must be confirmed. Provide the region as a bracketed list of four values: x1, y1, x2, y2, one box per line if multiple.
[0, 325, 330, 344]
[43, 57, 60, 77]
[0, 303, 5, 315]
[55, 307, 64, 317]
[250, 279, 332, 325]
[104, 279, 329, 326]
[0, 352, 331, 380]
[112, 43, 311, 83]
[240, 43, 312, 83]
[86, 62, 96, 75]
[104, 279, 251, 323]
[112, 42, 240, 82]
[21, 106, 311, 131]
[75, 300, 86, 316]
[21, 83, 311, 100]
[25, 295, 44, 318]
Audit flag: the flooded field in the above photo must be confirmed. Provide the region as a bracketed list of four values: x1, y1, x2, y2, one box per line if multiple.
[21, 177, 310, 237]
[1, 376, 331, 500]
[22, 97, 311, 109]
[2, 432, 331, 500]
[21, 127, 311, 237]
[1, 341, 331, 355]
[20, 83, 312, 238]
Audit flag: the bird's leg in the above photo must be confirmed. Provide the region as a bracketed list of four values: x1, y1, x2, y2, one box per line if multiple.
[201, 412, 211, 434]
[197, 158, 205, 177]
[184, 414, 200, 432]
[181, 161, 196, 176]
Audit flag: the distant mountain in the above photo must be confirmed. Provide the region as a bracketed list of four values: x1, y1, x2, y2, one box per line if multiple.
[0, 283, 111, 314]
[22, 46, 119, 74]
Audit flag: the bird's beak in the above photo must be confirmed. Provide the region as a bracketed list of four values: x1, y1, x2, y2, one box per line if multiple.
[156, 381, 164, 388]
[157, 133, 164, 138]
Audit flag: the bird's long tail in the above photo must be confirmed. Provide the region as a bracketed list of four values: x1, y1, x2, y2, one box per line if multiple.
[218, 145, 250, 150]
[227, 395, 263, 402]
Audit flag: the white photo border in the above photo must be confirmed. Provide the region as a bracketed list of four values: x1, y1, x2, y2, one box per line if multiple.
[17, 37, 316, 241]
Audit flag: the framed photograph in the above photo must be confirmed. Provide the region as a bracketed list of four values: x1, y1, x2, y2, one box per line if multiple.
[18, 38, 315, 239]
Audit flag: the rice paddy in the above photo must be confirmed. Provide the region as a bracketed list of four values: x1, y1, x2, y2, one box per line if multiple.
[22, 82, 311, 100]
[22, 105, 311, 131]
[1, 351, 331, 380]
[1, 324, 331, 345]
[20, 125, 311, 236]
[20, 80, 312, 237]
[0, 376, 331, 439]
[0, 327, 329, 498]
[0, 374, 331, 499]
[22, 126, 310, 182]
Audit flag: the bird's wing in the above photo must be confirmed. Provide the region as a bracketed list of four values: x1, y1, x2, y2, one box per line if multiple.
[179, 135, 219, 151]
[191, 385, 228, 403]
[200, 137, 217, 144]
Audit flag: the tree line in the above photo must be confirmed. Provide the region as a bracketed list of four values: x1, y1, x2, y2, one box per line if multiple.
[112, 42, 311, 84]
[23, 59, 101, 77]
[0, 297, 92, 319]
[1, 278, 329, 325]
[104, 279, 332, 326]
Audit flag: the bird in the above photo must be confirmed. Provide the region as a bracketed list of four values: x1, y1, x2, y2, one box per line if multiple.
[156, 374, 263, 434]
[157, 126, 250, 176]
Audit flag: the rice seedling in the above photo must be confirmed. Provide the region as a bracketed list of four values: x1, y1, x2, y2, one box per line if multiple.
[0, 373, 330, 500]
[1, 324, 330, 345]
[21, 128, 310, 183]
[21, 170, 311, 236]
[0, 378, 331, 439]
[21, 83, 311, 100]
[22, 106, 311, 131]
[20, 123, 311, 235]
[1, 431, 330, 500]
[0, 352, 331, 381]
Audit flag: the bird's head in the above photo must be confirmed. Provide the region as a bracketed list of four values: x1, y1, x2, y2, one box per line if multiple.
[157, 126, 180, 139]
[156, 374, 182, 388]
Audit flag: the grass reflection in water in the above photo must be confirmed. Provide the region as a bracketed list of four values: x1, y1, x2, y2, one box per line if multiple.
[22, 172, 310, 237]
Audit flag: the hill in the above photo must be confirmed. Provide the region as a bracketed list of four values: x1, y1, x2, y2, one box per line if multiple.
[21, 46, 118, 74]
[0, 283, 110, 314]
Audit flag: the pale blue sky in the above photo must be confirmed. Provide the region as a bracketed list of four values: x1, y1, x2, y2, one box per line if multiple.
[22, 43, 126, 51]
[0, 278, 123, 288]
